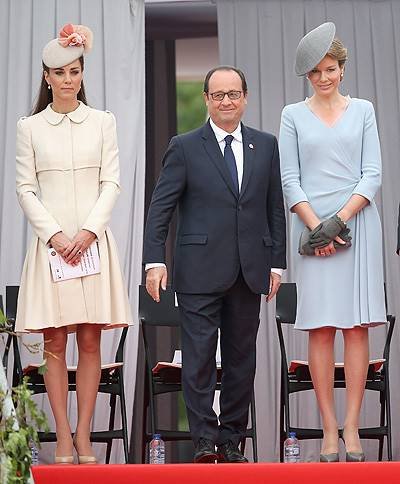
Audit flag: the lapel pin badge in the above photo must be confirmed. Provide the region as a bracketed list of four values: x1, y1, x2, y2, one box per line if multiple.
[249, 143, 254, 149]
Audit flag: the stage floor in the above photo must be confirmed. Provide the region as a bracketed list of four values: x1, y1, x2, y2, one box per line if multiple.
[32, 462, 400, 484]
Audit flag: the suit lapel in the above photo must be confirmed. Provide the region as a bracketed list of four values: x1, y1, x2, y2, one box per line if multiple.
[202, 121, 238, 198]
[240, 124, 255, 199]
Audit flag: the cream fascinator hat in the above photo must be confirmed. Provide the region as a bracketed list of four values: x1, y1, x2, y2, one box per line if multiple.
[295, 22, 336, 76]
[42, 24, 93, 68]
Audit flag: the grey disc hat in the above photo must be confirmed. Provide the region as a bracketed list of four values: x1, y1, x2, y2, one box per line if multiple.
[295, 22, 336, 76]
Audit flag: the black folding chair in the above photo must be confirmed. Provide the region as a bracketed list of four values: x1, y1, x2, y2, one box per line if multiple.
[276, 282, 394, 461]
[6, 285, 130, 463]
[139, 284, 258, 462]
[1, 294, 12, 374]
[2, 287, 21, 388]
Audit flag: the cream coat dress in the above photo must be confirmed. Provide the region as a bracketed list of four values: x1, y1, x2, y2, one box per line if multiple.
[15, 101, 133, 332]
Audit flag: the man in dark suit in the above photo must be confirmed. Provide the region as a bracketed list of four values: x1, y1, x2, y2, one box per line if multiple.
[143, 66, 286, 463]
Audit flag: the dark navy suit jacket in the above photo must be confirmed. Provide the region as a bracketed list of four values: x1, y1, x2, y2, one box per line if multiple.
[143, 120, 286, 294]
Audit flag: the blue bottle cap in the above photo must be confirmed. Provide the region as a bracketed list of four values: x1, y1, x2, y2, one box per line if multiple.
[289, 432, 296, 438]
[153, 433, 161, 439]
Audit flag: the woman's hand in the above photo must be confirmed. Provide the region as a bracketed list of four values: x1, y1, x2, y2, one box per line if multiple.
[49, 232, 72, 260]
[63, 229, 97, 265]
[314, 235, 346, 257]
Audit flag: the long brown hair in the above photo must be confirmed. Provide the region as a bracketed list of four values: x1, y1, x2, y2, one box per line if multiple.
[31, 56, 88, 115]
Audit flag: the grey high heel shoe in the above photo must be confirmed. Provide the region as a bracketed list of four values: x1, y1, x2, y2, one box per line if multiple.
[346, 451, 365, 462]
[320, 452, 339, 462]
[342, 429, 365, 462]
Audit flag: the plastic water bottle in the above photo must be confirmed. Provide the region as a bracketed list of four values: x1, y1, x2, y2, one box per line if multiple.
[30, 440, 39, 466]
[149, 434, 165, 464]
[283, 432, 300, 463]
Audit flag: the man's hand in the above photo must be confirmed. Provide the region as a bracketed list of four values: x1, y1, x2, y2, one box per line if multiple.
[63, 229, 97, 265]
[267, 272, 281, 302]
[146, 266, 168, 302]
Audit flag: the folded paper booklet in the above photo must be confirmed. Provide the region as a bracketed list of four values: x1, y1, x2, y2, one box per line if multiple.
[152, 350, 222, 374]
[48, 241, 100, 282]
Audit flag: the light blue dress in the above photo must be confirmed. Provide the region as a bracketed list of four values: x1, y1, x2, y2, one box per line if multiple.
[279, 97, 386, 330]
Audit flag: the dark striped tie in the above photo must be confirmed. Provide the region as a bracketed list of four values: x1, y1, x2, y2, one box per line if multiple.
[224, 135, 239, 194]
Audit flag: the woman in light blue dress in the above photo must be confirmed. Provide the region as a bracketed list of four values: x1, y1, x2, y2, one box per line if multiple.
[279, 23, 386, 462]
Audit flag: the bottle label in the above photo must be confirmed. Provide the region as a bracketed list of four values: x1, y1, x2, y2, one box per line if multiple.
[284, 446, 300, 458]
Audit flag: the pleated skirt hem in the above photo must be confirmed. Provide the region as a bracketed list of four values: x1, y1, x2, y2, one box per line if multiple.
[16, 320, 133, 334]
[294, 320, 387, 331]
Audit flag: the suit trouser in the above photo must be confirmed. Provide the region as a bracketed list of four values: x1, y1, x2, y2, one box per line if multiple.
[177, 271, 261, 446]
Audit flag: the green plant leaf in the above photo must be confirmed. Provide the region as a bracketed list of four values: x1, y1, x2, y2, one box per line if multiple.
[1, 377, 49, 481]
[37, 361, 48, 376]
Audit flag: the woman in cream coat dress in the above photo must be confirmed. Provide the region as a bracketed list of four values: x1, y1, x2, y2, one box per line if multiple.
[15, 24, 132, 464]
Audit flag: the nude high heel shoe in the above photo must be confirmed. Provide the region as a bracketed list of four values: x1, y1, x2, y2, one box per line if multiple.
[73, 436, 97, 464]
[54, 439, 74, 464]
[54, 455, 74, 464]
[77, 454, 97, 464]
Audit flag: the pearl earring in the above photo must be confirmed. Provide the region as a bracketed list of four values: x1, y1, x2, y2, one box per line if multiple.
[48, 84, 51, 90]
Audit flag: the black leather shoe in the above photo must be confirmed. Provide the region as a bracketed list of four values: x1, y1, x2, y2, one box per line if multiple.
[194, 438, 218, 463]
[217, 441, 248, 463]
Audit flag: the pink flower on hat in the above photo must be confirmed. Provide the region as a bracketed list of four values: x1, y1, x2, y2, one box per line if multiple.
[58, 24, 93, 52]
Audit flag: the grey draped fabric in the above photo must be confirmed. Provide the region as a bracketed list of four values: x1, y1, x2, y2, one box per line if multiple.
[0, 0, 145, 463]
[217, 0, 400, 462]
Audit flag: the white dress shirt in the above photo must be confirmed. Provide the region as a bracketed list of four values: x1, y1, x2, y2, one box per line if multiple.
[146, 119, 283, 277]
[209, 118, 244, 191]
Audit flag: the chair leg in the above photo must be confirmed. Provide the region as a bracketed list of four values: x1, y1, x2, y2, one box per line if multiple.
[279, 388, 284, 462]
[142, 376, 150, 464]
[378, 392, 385, 462]
[105, 394, 117, 464]
[385, 373, 393, 461]
[119, 371, 130, 464]
[142, 404, 148, 463]
[250, 390, 258, 463]
[251, 434, 258, 463]
[280, 372, 290, 463]
[142, 432, 148, 464]
[378, 437, 384, 462]
[279, 432, 284, 462]
[239, 437, 246, 456]
[149, 387, 157, 436]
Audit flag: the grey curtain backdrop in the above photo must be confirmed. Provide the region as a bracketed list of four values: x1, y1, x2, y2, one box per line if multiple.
[0, 0, 145, 463]
[218, 0, 400, 462]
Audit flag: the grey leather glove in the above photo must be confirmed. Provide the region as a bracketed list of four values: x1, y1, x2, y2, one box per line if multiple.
[308, 214, 347, 248]
[299, 226, 352, 256]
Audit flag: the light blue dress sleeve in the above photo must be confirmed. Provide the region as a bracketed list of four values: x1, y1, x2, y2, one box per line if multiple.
[351, 101, 382, 201]
[279, 105, 309, 210]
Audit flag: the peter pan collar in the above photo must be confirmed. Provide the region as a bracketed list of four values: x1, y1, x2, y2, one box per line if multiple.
[41, 101, 90, 125]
